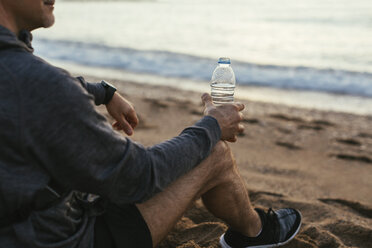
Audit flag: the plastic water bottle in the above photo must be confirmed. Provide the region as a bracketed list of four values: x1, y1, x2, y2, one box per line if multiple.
[210, 57, 236, 105]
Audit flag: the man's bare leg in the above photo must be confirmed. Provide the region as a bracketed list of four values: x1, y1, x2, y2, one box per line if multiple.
[136, 142, 261, 247]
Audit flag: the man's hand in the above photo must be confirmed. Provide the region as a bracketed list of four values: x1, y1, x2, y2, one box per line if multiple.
[106, 92, 139, 136]
[202, 93, 244, 142]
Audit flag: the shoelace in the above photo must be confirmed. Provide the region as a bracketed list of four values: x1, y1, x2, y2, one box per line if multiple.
[266, 208, 280, 242]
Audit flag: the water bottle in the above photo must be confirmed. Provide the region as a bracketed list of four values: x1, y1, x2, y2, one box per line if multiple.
[210, 57, 236, 105]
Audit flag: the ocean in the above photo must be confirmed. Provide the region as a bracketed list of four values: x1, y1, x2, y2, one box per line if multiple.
[32, 0, 372, 114]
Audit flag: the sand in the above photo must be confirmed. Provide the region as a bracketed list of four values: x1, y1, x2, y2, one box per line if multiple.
[87, 75, 372, 248]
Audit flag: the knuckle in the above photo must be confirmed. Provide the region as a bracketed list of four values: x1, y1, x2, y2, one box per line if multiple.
[240, 124, 245, 132]
[129, 108, 136, 115]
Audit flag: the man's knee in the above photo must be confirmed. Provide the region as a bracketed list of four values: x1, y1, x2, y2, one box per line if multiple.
[212, 141, 230, 157]
[209, 141, 236, 174]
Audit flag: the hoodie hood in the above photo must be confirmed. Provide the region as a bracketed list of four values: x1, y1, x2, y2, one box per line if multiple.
[0, 25, 34, 53]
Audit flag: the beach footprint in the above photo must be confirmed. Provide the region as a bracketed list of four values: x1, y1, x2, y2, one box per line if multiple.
[275, 141, 302, 150]
[329, 153, 372, 164]
[319, 198, 372, 219]
[144, 97, 170, 109]
[335, 138, 362, 146]
[358, 132, 372, 139]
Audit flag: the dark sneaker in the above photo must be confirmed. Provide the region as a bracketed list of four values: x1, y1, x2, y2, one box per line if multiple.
[220, 208, 302, 248]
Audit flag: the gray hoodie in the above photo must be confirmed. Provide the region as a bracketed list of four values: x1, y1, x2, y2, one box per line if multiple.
[0, 25, 221, 248]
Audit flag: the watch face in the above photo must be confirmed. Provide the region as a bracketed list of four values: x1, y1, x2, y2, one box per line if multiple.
[101, 80, 109, 87]
[101, 80, 116, 90]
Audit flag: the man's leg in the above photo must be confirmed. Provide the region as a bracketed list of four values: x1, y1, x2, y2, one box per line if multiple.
[136, 141, 262, 247]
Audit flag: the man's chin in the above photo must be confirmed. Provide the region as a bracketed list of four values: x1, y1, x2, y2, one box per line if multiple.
[25, 18, 55, 32]
[29, 17, 55, 31]
[43, 17, 55, 28]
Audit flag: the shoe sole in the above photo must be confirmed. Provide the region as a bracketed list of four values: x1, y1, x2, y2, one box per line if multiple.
[219, 211, 302, 248]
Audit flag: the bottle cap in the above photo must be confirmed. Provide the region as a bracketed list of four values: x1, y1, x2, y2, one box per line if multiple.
[218, 57, 231, 64]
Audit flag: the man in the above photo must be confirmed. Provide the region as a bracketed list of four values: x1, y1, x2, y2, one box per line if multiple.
[0, 0, 302, 247]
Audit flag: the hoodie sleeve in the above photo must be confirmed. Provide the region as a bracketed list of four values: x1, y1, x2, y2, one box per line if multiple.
[76, 76, 107, 106]
[22, 70, 221, 204]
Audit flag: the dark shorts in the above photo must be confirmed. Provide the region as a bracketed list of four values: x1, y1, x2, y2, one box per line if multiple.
[94, 203, 152, 248]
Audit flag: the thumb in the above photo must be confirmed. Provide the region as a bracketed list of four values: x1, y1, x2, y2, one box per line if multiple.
[201, 93, 214, 108]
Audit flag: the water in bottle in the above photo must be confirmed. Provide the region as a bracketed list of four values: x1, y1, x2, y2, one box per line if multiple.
[210, 57, 236, 105]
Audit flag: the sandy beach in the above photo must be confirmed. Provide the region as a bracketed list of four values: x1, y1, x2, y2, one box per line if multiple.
[87, 75, 372, 248]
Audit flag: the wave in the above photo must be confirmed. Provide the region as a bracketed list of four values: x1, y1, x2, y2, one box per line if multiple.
[33, 38, 372, 98]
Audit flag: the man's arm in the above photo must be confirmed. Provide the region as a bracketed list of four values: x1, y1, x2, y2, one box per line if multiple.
[23, 74, 221, 204]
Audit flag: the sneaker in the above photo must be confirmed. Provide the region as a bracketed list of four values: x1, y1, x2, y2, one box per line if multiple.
[220, 208, 302, 248]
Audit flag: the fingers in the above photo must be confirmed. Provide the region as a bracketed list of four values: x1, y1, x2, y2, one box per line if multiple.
[201, 93, 214, 109]
[227, 135, 237, 143]
[221, 102, 244, 111]
[226, 107, 244, 122]
[117, 115, 134, 136]
[112, 121, 122, 130]
[234, 102, 245, 111]
[126, 109, 139, 129]
[238, 124, 244, 134]
[238, 112, 244, 121]
[224, 123, 244, 142]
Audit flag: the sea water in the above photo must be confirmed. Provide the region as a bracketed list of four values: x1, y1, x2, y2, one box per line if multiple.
[32, 0, 372, 114]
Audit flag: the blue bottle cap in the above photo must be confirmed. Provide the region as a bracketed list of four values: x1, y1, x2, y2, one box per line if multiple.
[218, 57, 231, 64]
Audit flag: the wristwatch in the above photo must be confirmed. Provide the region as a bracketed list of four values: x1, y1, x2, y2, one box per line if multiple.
[100, 80, 117, 104]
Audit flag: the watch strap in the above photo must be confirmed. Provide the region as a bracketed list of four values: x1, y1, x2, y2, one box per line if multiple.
[101, 80, 117, 104]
